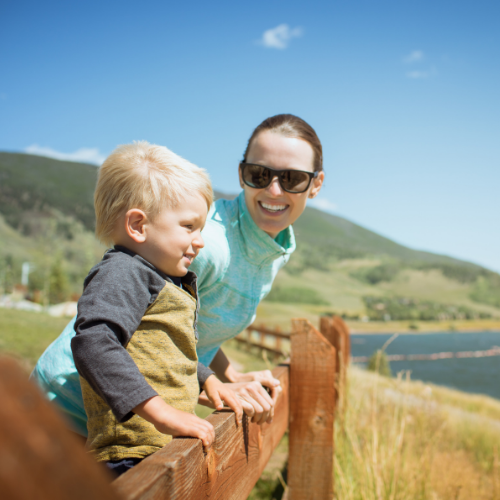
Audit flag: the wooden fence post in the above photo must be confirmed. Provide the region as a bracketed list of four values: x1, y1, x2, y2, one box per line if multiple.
[0, 357, 120, 500]
[288, 319, 336, 500]
[332, 316, 350, 372]
[319, 316, 340, 404]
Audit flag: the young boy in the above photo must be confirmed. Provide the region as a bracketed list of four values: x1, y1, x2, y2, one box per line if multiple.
[71, 141, 242, 476]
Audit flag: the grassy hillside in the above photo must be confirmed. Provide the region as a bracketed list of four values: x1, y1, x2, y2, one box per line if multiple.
[2, 308, 498, 500]
[0, 152, 97, 231]
[1, 152, 499, 319]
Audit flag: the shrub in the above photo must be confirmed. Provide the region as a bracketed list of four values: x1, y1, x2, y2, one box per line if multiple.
[351, 263, 401, 285]
[367, 350, 392, 377]
[264, 286, 329, 305]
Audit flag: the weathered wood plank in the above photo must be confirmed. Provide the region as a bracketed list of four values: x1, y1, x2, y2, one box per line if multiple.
[288, 319, 336, 500]
[332, 316, 350, 369]
[233, 336, 285, 357]
[114, 364, 289, 500]
[0, 357, 120, 500]
[246, 325, 291, 340]
[319, 316, 341, 404]
[320, 315, 350, 406]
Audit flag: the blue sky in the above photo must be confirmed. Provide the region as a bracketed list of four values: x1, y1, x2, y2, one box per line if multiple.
[1, 0, 499, 271]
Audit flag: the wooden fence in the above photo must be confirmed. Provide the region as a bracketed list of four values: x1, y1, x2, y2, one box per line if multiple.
[0, 315, 351, 500]
[233, 324, 290, 358]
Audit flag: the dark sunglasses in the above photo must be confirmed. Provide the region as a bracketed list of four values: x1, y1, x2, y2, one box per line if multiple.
[239, 162, 318, 194]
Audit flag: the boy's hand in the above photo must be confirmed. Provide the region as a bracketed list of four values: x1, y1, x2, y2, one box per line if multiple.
[133, 396, 214, 449]
[201, 375, 244, 427]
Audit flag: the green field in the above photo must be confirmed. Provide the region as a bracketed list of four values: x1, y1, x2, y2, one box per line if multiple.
[1, 308, 500, 499]
[0, 308, 69, 370]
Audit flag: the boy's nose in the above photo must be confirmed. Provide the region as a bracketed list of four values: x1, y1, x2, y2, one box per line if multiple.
[193, 233, 205, 250]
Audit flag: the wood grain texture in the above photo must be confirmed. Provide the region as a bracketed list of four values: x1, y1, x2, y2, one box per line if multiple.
[332, 316, 350, 370]
[319, 316, 341, 404]
[288, 319, 336, 500]
[0, 357, 120, 500]
[114, 365, 289, 500]
[320, 315, 351, 406]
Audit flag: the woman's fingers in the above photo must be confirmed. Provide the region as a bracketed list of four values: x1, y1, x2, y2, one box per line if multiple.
[253, 370, 281, 388]
[270, 383, 282, 403]
[239, 397, 256, 418]
[239, 381, 273, 424]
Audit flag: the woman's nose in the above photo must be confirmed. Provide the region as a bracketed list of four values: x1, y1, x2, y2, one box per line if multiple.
[266, 176, 283, 197]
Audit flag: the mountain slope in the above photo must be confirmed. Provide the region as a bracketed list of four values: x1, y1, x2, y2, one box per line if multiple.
[0, 151, 498, 315]
[0, 152, 97, 231]
[292, 206, 476, 267]
[0, 151, 484, 270]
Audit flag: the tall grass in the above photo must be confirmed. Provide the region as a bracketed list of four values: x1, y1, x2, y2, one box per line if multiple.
[335, 366, 500, 500]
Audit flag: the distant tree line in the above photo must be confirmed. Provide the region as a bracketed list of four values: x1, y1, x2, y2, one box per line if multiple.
[362, 296, 491, 321]
[0, 211, 104, 305]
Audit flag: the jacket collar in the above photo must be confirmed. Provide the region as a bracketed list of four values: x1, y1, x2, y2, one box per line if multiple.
[113, 245, 198, 289]
[234, 191, 296, 264]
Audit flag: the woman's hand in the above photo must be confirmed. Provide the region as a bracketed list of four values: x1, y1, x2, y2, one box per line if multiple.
[230, 369, 282, 401]
[201, 375, 243, 426]
[208, 348, 282, 424]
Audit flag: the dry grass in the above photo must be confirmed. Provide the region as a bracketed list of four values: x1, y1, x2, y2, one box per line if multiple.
[335, 366, 500, 500]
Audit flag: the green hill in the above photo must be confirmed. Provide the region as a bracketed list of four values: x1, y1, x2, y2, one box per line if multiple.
[1, 151, 499, 318]
[0, 152, 97, 232]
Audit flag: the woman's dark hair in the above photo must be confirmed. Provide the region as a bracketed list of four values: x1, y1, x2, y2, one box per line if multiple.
[243, 114, 323, 172]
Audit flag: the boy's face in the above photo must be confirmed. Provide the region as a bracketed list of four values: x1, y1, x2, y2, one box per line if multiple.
[144, 192, 208, 277]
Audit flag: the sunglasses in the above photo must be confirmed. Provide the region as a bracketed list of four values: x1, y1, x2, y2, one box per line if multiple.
[239, 162, 318, 194]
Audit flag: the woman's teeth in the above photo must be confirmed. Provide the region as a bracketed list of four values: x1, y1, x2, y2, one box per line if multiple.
[261, 202, 287, 212]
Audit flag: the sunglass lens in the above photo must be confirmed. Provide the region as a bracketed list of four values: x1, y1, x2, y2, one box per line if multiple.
[243, 164, 271, 188]
[280, 170, 310, 192]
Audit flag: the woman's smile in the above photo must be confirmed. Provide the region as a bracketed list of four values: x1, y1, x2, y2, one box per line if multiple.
[259, 201, 289, 214]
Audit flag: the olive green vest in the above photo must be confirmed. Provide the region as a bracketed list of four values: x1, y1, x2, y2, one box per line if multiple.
[81, 281, 199, 461]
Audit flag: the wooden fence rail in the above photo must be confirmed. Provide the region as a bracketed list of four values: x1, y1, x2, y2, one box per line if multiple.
[0, 315, 351, 500]
[234, 324, 290, 358]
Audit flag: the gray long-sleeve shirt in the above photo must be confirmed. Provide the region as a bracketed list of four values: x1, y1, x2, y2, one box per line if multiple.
[71, 246, 214, 422]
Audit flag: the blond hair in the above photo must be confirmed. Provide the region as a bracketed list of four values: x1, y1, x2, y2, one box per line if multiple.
[94, 141, 213, 245]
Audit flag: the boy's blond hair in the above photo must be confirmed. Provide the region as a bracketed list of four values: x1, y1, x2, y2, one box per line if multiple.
[95, 141, 213, 245]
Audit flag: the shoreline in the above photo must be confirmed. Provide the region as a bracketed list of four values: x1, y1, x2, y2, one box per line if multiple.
[347, 319, 500, 335]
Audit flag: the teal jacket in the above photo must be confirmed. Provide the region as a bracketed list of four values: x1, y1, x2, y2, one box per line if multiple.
[31, 192, 295, 435]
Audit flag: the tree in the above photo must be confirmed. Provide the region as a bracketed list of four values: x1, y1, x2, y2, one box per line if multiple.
[367, 350, 392, 377]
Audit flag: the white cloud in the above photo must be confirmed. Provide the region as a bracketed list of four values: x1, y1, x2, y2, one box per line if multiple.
[406, 70, 429, 79]
[25, 144, 105, 165]
[308, 198, 338, 213]
[258, 24, 303, 49]
[403, 50, 424, 63]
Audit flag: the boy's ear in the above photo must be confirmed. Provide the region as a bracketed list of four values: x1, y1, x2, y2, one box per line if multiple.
[125, 209, 148, 243]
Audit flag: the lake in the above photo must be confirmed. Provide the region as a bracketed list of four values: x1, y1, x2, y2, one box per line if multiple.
[351, 331, 500, 400]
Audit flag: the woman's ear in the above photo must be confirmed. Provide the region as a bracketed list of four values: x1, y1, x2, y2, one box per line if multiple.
[125, 209, 148, 243]
[308, 171, 325, 199]
[238, 165, 245, 189]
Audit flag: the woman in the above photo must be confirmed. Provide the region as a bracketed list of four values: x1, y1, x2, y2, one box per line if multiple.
[32, 114, 325, 436]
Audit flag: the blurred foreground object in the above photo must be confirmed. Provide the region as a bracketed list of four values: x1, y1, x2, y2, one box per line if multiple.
[0, 356, 119, 500]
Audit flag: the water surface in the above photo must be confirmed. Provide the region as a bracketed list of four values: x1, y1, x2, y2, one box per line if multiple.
[351, 332, 500, 400]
